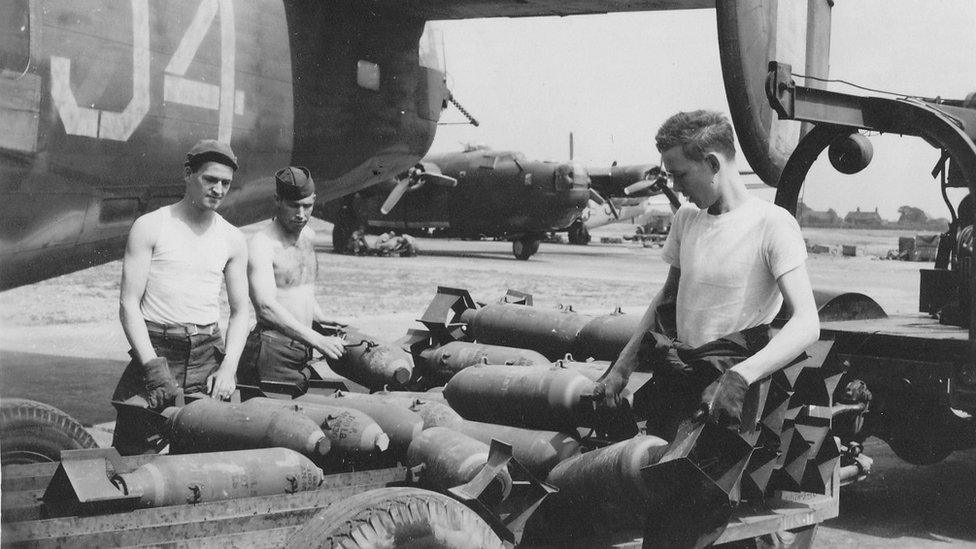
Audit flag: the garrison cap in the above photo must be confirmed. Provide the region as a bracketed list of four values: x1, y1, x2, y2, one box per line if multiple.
[185, 139, 238, 171]
[275, 166, 315, 200]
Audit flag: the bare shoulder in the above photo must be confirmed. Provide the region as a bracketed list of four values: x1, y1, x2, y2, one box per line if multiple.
[248, 224, 280, 257]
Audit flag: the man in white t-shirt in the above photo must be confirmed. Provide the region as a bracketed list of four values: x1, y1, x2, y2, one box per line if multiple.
[600, 110, 820, 432]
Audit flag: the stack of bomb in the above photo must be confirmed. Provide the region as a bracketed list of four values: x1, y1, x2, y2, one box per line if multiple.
[294, 389, 583, 480]
[162, 398, 332, 460]
[302, 389, 587, 509]
[312, 323, 414, 390]
[413, 287, 847, 502]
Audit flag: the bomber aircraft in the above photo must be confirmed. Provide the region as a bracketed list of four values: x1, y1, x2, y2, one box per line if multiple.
[329, 148, 683, 258]
[331, 145, 593, 260]
[0, 0, 828, 288]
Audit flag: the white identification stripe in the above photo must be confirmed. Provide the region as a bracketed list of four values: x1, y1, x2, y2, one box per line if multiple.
[165, 0, 218, 76]
[164, 75, 219, 110]
[217, 0, 235, 143]
[51, 0, 150, 141]
[98, 0, 150, 141]
[54, 0, 242, 143]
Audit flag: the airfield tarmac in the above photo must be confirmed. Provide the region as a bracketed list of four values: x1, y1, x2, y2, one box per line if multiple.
[1, 221, 974, 547]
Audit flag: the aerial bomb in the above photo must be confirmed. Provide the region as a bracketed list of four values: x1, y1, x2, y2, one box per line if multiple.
[371, 389, 450, 405]
[458, 421, 581, 478]
[458, 303, 591, 359]
[243, 397, 389, 457]
[298, 392, 424, 454]
[113, 448, 323, 507]
[407, 427, 513, 506]
[407, 398, 466, 429]
[415, 341, 549, 385]
[304, 389, 464, 430]
[545, 435, 669, 505]
[444, 364, 603, 431]
[574, 312, 639, 360]
[420, 287, 639, 360]
[318, 324, 414, 389]
[163, 398, 330, 458]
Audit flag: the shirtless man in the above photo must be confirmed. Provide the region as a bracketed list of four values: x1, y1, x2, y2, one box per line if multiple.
[239, 166, 345, 393]
[113, 139, 249, 454]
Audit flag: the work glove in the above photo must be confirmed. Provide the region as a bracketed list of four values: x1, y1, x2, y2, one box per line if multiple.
[696, 369, 750, 430]
[142, 357, 180, 410]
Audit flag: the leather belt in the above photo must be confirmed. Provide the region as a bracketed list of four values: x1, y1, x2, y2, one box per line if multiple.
[145, 320, 218, 337]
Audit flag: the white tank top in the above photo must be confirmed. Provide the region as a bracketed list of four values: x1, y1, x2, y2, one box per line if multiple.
[140, 206, 232, 325]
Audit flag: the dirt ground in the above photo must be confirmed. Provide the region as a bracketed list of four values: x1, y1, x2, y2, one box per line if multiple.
[1, 221, 973, 547]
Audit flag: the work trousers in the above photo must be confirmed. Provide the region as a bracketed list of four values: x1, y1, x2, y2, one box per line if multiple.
[111, 329, 223, 455]
[238, 327, 313, 394]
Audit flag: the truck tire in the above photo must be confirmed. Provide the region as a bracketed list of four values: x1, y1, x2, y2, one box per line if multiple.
[887, 436, 953, 466]
[0, 398, 98, 464]
[285, 487, 504, 549]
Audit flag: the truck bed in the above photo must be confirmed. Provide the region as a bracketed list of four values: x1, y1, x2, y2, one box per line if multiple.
[1, 455, 839, 547]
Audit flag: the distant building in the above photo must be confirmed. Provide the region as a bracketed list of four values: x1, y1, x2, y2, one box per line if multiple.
[844, 207, 884, 228]
[798, 202, 841, 227]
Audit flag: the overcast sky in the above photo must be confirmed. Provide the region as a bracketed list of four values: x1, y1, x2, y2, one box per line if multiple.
[427, 1, 976, 220]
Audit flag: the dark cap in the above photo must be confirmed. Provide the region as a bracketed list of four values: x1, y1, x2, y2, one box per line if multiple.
[275, 166, 315, 200]
[185, 139, 238, 171]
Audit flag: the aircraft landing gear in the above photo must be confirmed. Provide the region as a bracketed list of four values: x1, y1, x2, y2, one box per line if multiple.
[513, 235, 541, 260]
[567, 220, 590, 245]
[332, 204, 363, 254]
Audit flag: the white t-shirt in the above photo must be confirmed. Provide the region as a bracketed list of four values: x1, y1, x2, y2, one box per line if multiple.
[661, 197, 807, 347]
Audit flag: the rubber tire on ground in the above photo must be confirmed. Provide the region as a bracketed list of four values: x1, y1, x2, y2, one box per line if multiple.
[284, 487, 505, 549]
[513, 237, 540, 260]
[0, 398, 98, 464]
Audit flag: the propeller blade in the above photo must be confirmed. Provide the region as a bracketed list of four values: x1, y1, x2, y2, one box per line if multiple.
[588, 188, 606, 205]
[624, 179, 656, 196]
[380, 178, 411, 215]
[421, 172, 458, 188]
[590, 189, 618, 219]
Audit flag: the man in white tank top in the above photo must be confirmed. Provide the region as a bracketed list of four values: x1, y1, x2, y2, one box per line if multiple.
[600, 111, 820, 431]
[112, 139, 249, 454]
[238, 166, 345, 394]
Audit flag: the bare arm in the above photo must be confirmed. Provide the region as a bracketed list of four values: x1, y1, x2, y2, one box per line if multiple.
[600, 266, 680, 404]
[119, 216, 157, 364]
[730, 264, 820, 384]
[248, 233, 344, 358]
[207, 229, 249, 397]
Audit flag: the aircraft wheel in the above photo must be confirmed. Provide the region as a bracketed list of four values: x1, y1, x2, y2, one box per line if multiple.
[1, 398, 98, 465]
[513, 236, 541, 260]
[284, 487, 505, 549]
[568, 221, 590, 245]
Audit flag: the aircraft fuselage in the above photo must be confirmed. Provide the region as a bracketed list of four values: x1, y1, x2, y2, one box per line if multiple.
[0, 0, 446, 288]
